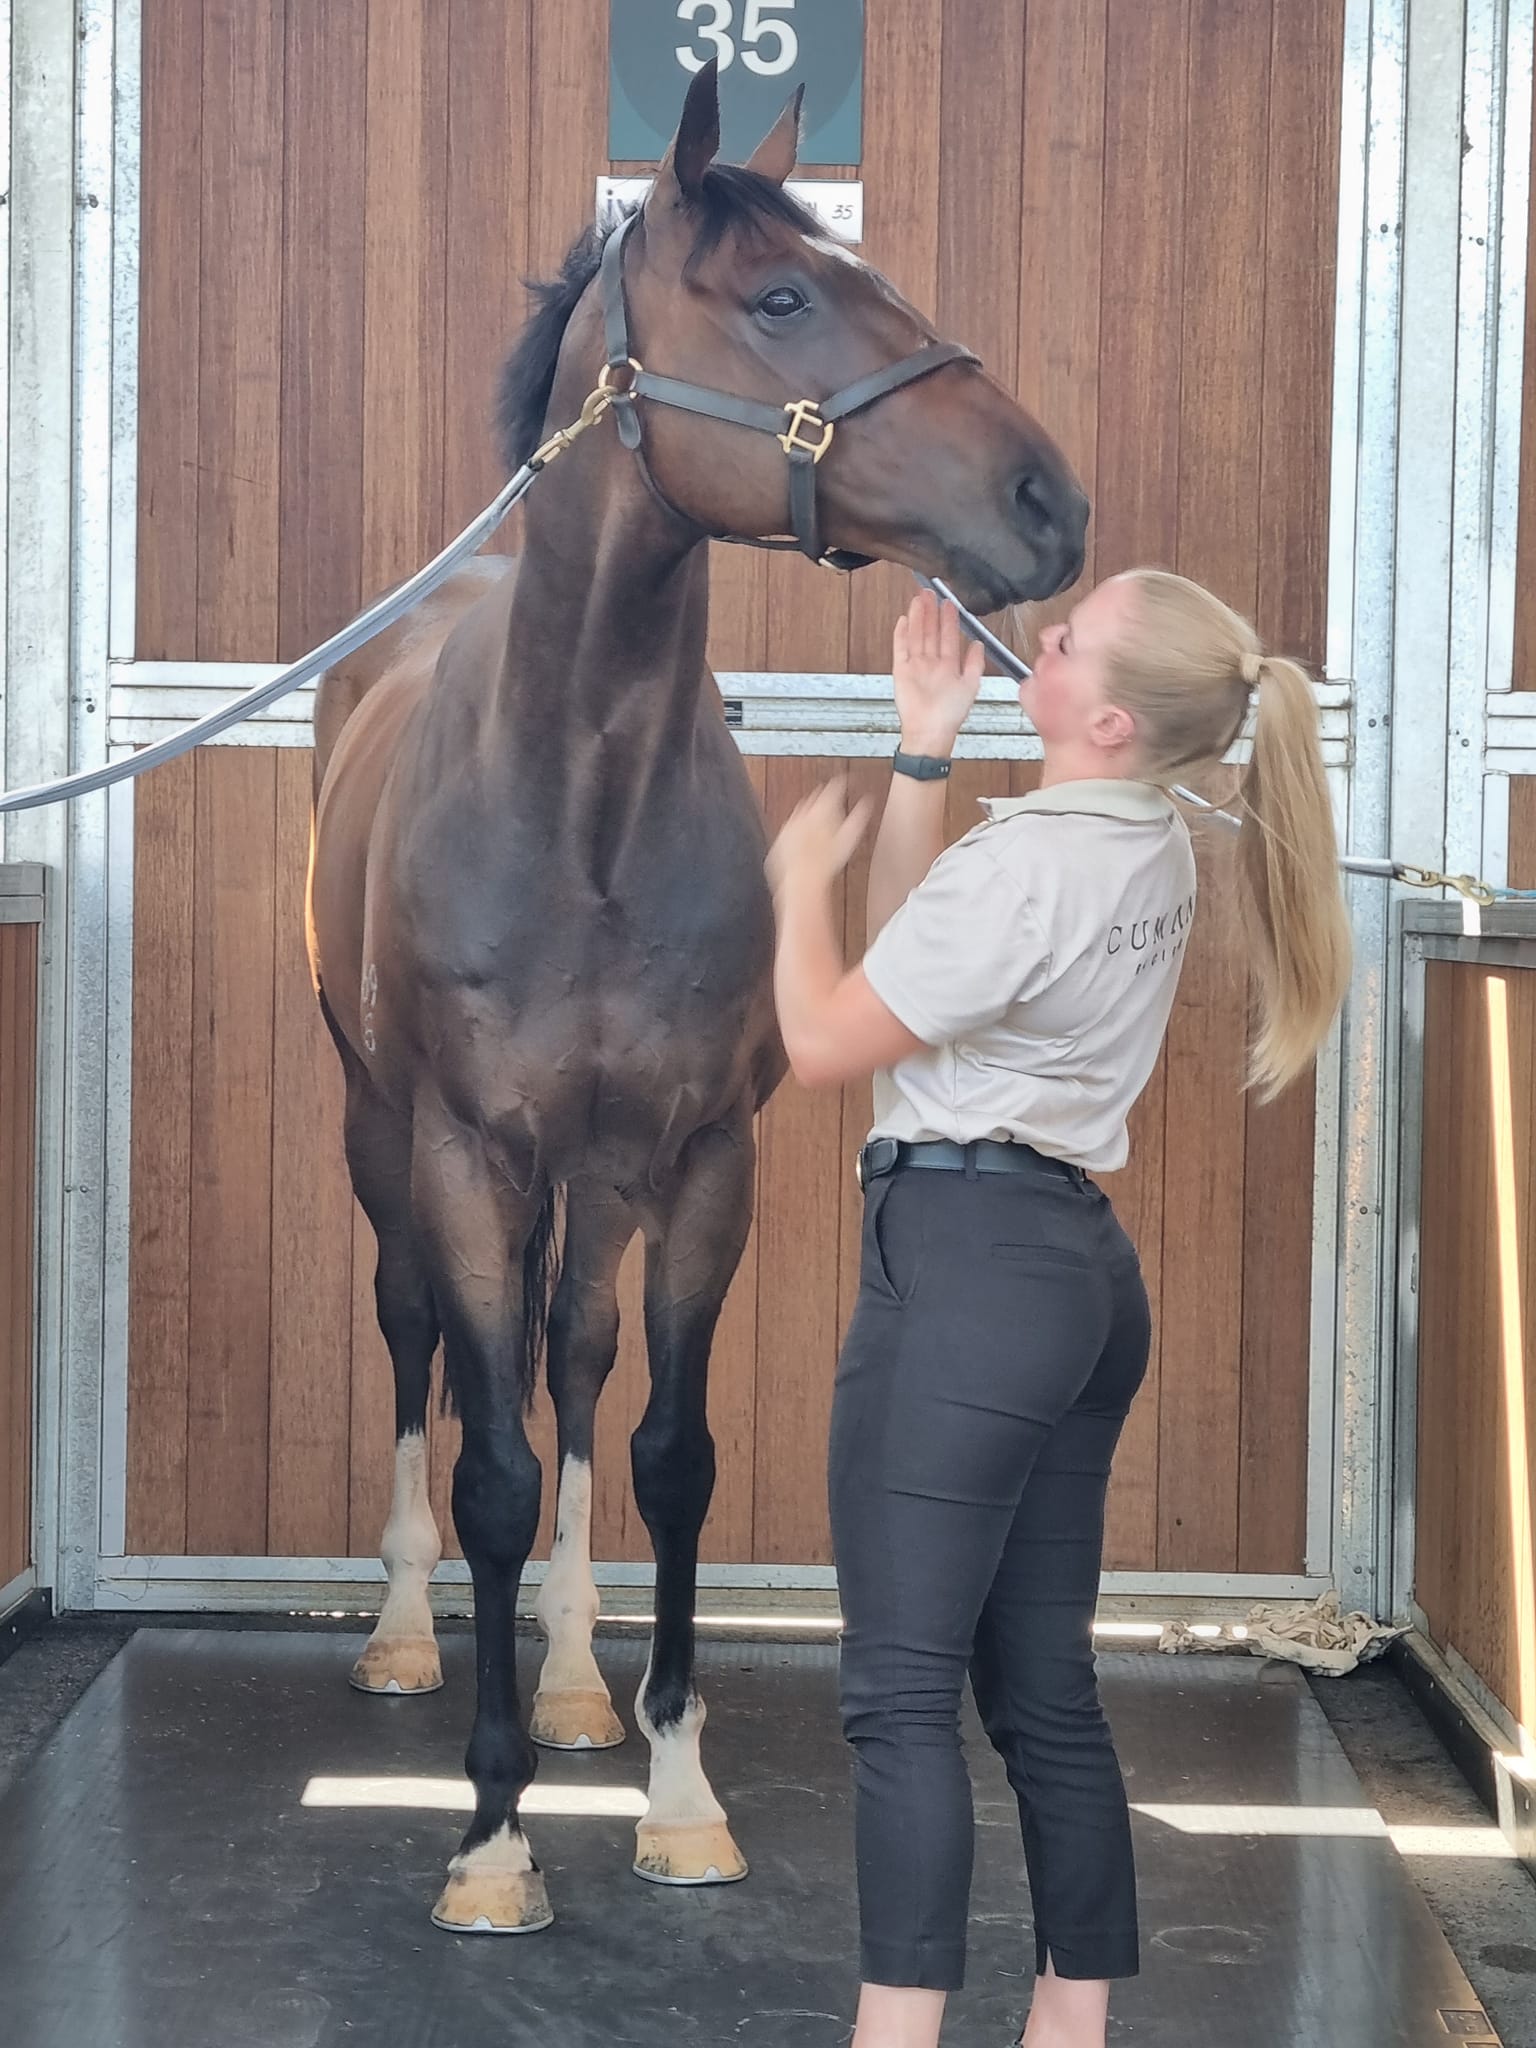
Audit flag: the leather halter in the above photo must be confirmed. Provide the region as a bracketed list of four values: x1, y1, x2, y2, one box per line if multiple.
[597, 212, 980, 573]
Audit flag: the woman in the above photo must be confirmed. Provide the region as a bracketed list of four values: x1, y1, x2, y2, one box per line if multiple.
[765, 573, 1352, 2048]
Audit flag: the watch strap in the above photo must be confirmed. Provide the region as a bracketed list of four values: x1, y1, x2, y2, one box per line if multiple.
[892, 747, 953, 781]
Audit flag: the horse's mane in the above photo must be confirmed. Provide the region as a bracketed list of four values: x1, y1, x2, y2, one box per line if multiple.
[494, 166, 821, 474]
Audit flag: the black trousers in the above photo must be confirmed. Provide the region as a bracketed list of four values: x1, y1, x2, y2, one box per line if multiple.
[829, 1156, 1150, 1992]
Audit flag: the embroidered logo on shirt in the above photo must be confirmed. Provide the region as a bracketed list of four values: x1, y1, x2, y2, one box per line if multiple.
[1106, 892, 1196, 977]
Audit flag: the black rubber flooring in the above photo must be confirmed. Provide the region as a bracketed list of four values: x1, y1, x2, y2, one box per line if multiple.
[0, 1629, 1501, 2046]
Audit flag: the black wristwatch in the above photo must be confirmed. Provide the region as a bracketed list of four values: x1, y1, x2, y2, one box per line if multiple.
[892, 747, 952, 781]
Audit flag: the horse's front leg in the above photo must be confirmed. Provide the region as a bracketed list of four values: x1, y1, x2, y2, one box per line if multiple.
[630, 1118, 755, 1887]
[410, 1091, 552, 1936]
[531, 1186, 635, 1752]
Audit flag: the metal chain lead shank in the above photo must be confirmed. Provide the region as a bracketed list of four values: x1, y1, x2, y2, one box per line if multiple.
[920, 576, 1504, 908]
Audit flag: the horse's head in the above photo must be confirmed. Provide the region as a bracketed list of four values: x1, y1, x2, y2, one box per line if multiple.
[614, 64, 1087, 611]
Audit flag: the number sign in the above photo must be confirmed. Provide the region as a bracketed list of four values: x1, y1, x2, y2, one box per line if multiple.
[610, 0, 864, 166]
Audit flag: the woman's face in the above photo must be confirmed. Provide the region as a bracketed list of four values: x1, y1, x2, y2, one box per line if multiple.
[1022, 576, 1141, 756]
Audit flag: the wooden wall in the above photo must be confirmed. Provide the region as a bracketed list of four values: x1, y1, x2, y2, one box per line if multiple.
[0, 923, 38, 1594]
[1416, 959, 1536, 1733]
[1501, 30, 1536, 879]
[127, 0, 1345, 1575]
[127, 747, 1312, 1574]
[136, 0, 1342, 679]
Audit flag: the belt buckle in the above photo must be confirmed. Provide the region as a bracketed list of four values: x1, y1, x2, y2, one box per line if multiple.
[857, 1137, 900, 1190]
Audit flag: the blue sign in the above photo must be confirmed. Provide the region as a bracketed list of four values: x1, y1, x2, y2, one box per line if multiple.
[610, 1, 864, 167]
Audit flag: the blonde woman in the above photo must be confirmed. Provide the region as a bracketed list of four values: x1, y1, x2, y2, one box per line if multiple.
[765, 577, 1351, 2048]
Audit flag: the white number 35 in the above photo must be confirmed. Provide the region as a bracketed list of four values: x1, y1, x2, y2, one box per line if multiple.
[676, 0, 799, 79]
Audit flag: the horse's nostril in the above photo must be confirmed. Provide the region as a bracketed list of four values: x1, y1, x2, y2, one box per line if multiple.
[1014, 471, 1053, 528]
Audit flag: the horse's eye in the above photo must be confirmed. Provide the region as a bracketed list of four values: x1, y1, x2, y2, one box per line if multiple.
[757, 286, 809, 320]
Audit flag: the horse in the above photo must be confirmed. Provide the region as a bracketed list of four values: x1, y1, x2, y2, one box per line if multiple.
[306, 61, 1088, 1937]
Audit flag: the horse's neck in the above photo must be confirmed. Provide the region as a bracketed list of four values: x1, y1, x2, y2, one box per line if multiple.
[493, 432, 713, 787]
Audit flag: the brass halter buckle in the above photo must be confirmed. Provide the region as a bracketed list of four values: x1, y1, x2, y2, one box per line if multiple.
[779, 399, 835, 463]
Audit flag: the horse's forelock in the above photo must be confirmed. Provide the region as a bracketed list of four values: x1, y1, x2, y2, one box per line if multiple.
[683, 163, 821, 267]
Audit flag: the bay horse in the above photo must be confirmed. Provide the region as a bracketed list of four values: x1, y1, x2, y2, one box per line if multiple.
[307, 62, 1087, 1936]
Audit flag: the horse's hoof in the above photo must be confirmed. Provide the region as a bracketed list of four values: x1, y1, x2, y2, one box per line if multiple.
[348, 1636, 443, 1696]
[633, 1820, 748, 1887]
[431, 1868, 554, 1936]
[531, 1687, 626, 1751]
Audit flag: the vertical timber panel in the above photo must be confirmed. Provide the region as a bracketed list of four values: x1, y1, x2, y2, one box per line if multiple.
[278, 0, 367, 658]
[848, 0, 944, 675]
[0, 928, 37, 1588]
[361, 0, 449, 596]
[196, 0, 284, 662]
[1239, 0, 1343, 1574]
[267, 756, 354, 1555]
[754, 758, 848, 1563]
[1092, 0, 1191, 1565]
[126, 754, 196, 1553]
[443, 0, 533, 551]
[185, 750, 277, 1554]
[1156, 0, 1273, 1573]
[136, 0, 202, 659]
[1019, 0, 1106, 608]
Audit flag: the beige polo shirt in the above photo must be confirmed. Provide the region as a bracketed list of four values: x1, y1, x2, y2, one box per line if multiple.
[861, 779, 1197, 1173]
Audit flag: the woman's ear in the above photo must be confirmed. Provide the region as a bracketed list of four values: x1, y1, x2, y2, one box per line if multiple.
[1090, 702, 1139, 755]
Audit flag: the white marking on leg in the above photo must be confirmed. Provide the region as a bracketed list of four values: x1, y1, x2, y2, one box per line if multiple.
[636, 1661, 727, 1828]
[535, 1456, 606, 1698]
[450, 1821, 534, 1880]
[434, 1818, 553, 1934]
[372, 1430, 441, 1644]
[360, 961, 379, 1054]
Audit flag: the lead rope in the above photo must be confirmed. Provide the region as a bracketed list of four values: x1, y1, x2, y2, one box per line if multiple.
[0, 381, 619, 816]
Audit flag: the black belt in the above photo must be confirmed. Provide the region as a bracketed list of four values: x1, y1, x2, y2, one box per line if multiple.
[856, 1137, 1088, 1191]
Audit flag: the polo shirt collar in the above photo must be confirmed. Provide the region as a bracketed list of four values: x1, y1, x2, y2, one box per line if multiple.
[978, 779, 1175, 825]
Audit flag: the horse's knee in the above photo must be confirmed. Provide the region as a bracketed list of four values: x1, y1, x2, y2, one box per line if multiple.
[630, 1410, 715, 1531]
[454, 1436, 541, 1567]
[546, 1290, 620, 1404]
[375, 1263, 435, 1354]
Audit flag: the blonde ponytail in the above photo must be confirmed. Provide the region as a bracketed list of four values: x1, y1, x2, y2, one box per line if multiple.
[1239, 657, 1353, 1099]
[1104, 571, 1352, 1099]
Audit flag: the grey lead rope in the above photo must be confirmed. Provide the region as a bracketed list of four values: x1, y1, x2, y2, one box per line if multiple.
[0, 460, 541, 816]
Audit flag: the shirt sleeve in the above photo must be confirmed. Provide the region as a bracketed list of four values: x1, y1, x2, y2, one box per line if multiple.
[861, 834, 1053, 1046]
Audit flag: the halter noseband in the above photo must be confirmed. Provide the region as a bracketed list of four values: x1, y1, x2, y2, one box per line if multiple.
[597, 212, 979, 573]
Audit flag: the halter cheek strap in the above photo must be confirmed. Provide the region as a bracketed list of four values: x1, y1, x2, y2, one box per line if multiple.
[596, 212, 979, 572]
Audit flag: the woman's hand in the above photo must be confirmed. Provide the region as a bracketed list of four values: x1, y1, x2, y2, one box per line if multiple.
[893, 590, 986, 755]
[766, 779, 872, 900]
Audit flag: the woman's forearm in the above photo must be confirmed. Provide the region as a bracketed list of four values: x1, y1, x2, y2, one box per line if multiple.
[772, 874, 848, 1078]
[866, 772, 949, 939]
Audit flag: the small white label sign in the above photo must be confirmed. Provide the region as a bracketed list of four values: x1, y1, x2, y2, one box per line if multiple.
[596, 175, 864, 245]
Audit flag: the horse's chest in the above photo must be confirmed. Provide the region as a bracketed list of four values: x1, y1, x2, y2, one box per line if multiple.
[420, 883, 774, 1134]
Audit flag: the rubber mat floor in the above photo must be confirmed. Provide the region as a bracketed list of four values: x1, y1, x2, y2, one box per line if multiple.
[0, 1629, 1502, 2046]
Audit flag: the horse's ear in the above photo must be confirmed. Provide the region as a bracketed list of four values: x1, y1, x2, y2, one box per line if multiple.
[651, 59, 721, 209]
[744, 85, 804, 186]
